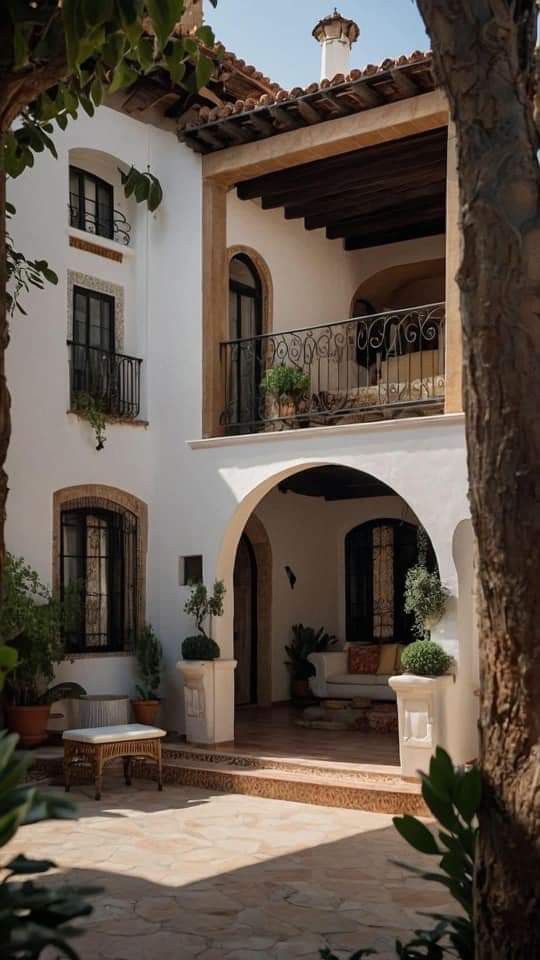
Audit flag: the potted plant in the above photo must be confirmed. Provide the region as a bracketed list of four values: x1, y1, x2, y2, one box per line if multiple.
[132, 624, 163, 725]
[285, 624, 336, 700]
[400, 640, 453, 677]
[404, 528, 449, 639]
[181, 580, 225, 660]
[261, 366, 310, 424]
[0, 554, 84, 746]
[177, 580, 235, 744]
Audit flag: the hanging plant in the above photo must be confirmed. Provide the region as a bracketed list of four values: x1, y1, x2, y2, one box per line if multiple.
[72, 392, 107, 451]
[404, 527, 449, 639]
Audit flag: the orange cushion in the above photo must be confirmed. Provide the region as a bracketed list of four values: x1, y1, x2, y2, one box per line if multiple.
[348, 644, 380, 674]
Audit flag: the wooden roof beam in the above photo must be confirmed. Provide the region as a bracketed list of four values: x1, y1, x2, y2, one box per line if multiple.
[390, 69, 420, 98]
[302, 179, 447, 230]
[344, 219, 445, 250]
[327, 197, 446, 239]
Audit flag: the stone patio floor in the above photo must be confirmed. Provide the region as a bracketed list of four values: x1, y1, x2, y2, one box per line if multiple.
[4, 775, 453, 960]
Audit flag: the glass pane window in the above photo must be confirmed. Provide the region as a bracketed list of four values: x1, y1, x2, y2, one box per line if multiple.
[61, 507, 137, 653]
[69, 165, 114, 240]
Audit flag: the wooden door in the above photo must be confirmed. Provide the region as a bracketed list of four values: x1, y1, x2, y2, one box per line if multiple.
[233, 535, 257, 705]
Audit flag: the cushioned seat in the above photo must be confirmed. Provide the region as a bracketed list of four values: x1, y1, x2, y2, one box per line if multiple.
[328, 673, 391, 686]
[63, 724, 166, 744]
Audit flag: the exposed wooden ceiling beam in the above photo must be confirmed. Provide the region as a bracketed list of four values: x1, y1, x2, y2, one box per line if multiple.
[344, 218, 445, 250]
[296, 99, 323, 124]
[238, 127, 447, 203]
[267, 104, 302, 131]
[282, 167, 446, 224]
[247, 111, 276, 137]
[298, 178, 446, 230]
[327, 197, 445, 240]
[390, 69, 420, 98]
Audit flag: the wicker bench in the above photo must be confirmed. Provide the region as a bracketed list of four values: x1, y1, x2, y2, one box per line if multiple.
[63, 724, 166, 800]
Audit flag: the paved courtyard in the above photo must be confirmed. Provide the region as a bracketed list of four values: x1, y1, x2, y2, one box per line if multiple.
[6, 777, 453, 960]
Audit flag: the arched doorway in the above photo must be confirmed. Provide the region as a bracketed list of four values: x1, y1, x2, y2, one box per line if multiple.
[229, 253, 263, 428]
[233, 533, 258, 705]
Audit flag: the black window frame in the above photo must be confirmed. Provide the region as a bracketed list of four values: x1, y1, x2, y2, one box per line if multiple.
[229, 253, 263, 428]
[69, 165, 115, 241]
[345, 519, 436, 646]
[72, 285, 115, 352]
[60, 506, 137, 654]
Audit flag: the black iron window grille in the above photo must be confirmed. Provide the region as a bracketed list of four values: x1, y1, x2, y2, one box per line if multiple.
[220, 302, 445, 433]
[61, 507, 138, 653]
[69, 165, 131, 246]
[69, 286, 142, 418]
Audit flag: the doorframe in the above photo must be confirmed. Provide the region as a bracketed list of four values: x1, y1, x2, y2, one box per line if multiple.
[235, 514, 272, 708]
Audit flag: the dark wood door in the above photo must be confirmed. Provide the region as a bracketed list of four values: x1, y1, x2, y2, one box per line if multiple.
[233, 535, 257, 705]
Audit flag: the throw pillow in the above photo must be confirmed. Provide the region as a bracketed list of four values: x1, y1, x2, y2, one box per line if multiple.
[349, 644, 380, 674]
[377, 643, 398, 675]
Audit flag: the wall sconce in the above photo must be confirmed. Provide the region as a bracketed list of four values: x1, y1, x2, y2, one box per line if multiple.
[284, 565, 296, 590]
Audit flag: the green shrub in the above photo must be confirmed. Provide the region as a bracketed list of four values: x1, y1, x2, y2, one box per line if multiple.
[401, 639, 452, 677]
[182, 635, 220, 661]
[135, 625, 162, 700]
[404, 562, 449, 639]
[261, 366, 310, 398]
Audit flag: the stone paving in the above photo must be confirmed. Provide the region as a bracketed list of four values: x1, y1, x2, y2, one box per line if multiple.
[4, 775, 454, 960]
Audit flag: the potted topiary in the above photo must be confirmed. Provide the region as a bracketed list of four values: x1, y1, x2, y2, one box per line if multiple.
[261, 366, 310, 425]
[285, 624, 336, 700]
[0, 554, 84, 746]
[177, 580, 236, 744]
[132, 624, 163, 725]
[400, 640, 453, 677]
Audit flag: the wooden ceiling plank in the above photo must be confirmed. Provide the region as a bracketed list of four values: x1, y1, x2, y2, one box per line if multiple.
[327, 197, 446, 240]
[238, 127, 447, 203]
[344, 218, 445, 250]
[302, 178, 447, 230]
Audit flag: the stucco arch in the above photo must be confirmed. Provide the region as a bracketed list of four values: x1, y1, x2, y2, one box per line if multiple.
[212, 459, 448, 659]
[227, 244, 273, 336]
[350, 258, 445, 315]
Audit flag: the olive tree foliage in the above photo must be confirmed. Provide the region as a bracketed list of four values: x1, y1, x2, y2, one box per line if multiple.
[0, 0, 219, 590]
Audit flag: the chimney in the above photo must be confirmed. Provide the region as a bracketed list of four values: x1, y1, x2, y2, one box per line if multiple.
[312, 9, 360, 82]
[180, 0, 203, 33]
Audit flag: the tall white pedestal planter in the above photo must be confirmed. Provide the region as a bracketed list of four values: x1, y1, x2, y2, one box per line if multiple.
[389, 674, 454, 778]
[176, 659, 237, 745]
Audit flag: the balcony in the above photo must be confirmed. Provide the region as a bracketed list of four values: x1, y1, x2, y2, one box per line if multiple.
[68, 342, 142, 419]
[220, 303, 445, 434]
[68, 192, 131, 246]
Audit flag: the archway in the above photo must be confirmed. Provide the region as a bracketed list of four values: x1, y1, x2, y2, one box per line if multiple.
[232, 513, 273, 708]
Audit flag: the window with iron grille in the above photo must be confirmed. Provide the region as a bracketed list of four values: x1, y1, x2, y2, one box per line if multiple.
[60, 507, 138, 653]
[69, 166, 114, 240]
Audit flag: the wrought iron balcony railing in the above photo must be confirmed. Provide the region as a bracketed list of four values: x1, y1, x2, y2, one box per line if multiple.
[220, 302, 445, 434]
[68, 342, 142, 419]
[68, 192, 131, 246]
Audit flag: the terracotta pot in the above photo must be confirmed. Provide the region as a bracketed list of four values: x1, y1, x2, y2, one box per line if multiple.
[5, 704, 51, 748]
[131, 700, 160, 725]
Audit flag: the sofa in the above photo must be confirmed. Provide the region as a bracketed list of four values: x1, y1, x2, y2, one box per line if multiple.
[308, 643, 398, 702]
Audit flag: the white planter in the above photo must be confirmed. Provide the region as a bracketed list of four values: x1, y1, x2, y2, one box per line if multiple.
[176, 659, 237, 745]
[389, 673, 454, 778]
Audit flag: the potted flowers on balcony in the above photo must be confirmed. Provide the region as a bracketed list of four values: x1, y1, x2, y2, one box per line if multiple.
[132, 624, 163, 725]
[0, 554, 84, 746]
[261, 366, 310, 427]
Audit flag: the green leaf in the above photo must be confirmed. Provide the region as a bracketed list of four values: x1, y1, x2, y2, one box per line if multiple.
[196, 24, 215, 47]
[429, 747, 456, 799]
[147, 175, 163, 212]
[83, 0, 113, 27]
[0, 643, 18, 690]
[453, 766, 481, 822]
[117, 0, 144, 44]
[393, 815, 440, 855]
[91, 72, 104, 106]
[137, 36, 155, 71]
[421, 776, 460, 833]
[196, 54, 215, 90]
[108, 59, 138, 94]
[146, 0, 182, 51]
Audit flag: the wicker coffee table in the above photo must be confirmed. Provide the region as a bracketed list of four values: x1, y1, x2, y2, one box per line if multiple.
[63, 724, 166, 800]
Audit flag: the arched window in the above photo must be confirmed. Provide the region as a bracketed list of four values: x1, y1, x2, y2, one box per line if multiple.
[228, 254, 263, 428]
[345, 520, 436, 645]
[61, 505, 138, 653]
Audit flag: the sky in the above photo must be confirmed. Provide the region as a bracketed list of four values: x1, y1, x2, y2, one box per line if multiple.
[207, 1, 430, 90]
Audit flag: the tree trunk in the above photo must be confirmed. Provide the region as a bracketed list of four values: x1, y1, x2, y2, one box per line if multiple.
[416, 1, 540, 956]
[0, 167, 9, 593]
